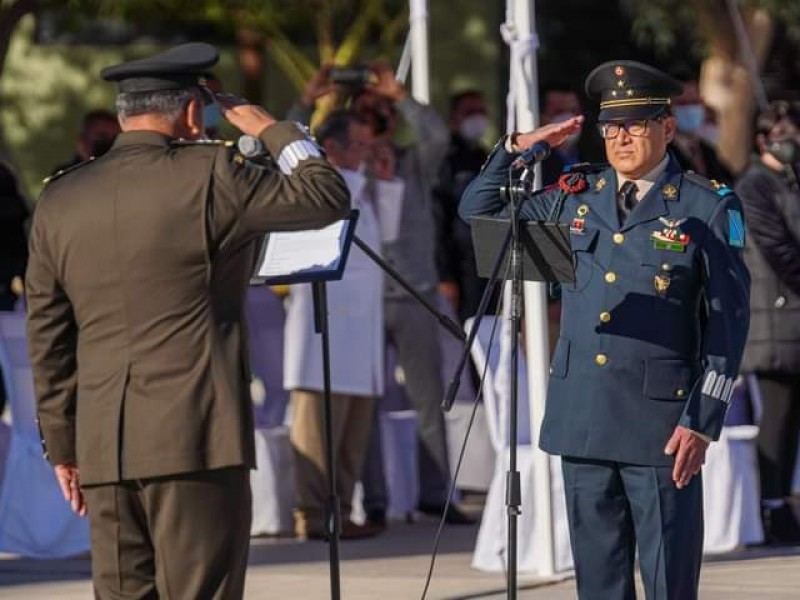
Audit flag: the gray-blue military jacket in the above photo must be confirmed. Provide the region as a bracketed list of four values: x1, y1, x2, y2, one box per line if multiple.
[460, 145, 750, 466]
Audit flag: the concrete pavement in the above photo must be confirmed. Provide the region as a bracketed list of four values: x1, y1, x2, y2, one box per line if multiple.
[1, 515, 799, 599]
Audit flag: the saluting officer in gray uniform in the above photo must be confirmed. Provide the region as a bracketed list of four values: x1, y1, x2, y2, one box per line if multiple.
[26, 43, 349, 599]
[460, 61, 750, 599]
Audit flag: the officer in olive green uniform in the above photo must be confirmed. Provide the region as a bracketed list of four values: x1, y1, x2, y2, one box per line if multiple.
[461, 61, 750, 599]
[26, 43, 349, 599]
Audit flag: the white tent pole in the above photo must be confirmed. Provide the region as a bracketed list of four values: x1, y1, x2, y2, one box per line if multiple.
[510, 0, 557, 577]
[409, 0, 430, 103]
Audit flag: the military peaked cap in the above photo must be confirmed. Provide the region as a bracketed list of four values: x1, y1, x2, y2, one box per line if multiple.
[101, 42, 219, 94]
[585, 60, 683, 121]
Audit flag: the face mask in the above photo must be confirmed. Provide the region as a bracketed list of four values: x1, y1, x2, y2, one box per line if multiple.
[768, 138, 800, 165]
[698, 123, 719, 145]
[458, 114, 489, 142]
[203, 104, 222, 131]
[674, 104, 705, 133]
[551, 112, 580, 148]
[89, 137, 115, 158]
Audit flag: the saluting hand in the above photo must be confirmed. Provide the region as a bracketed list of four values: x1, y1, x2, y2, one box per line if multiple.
[54, 463, 87, 516]
[664, 425, 709, 489]
[513, 116, 585, 152]
[216, 93, 277, 137]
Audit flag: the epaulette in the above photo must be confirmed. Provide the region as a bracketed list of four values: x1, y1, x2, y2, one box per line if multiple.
[565, 161, 608, 174]
[42, 157, 95, 186]
[684, 170, 733, 197]
[479, 136, 507, 174]
[170, 139, 235, 148]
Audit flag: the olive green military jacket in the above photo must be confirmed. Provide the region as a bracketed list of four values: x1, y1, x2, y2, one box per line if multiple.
[26, 122, 349, 485]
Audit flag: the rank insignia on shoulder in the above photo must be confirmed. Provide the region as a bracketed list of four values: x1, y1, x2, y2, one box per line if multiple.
[565, 161, 607, 174]
[728, 209, 745, 247]
[42, 156, 96, 185]
[171, 138, 234, 147]
[684, 171, 732, 196]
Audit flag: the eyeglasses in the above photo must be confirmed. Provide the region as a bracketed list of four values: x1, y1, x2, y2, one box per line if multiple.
[597, 119, 663, 139]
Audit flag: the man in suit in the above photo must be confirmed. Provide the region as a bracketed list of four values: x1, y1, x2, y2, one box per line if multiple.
[26, 43, 348, 599]
[460, 61, 750, 599]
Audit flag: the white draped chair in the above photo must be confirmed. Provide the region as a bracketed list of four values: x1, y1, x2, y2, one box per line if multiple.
[0, 310, 90, 558]
[438, 298, 495, 493]
[467, 316, 573, 574]
[702, 425, 763, 552]
[246, 287, 295, 536]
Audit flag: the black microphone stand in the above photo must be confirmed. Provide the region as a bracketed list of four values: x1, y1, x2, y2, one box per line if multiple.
[439, 151, 543, 600]
[502, 164, 534, 600]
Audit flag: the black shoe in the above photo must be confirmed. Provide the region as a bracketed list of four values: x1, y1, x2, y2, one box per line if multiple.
[366, 509, 387, 528]
[418, 502, 477, 525]
[763, 504, 800, 546]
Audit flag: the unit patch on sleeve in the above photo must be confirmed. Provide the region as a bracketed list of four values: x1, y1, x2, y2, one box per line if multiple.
[727, 209, 745, 248]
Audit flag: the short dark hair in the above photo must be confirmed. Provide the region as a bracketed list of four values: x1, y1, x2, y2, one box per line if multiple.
[448, 89, 484, 115]
[538, 81, 578, 111]
[315, 109, 366, 146]
[80, 109, 118, 136]
[755, 100, 800, 137]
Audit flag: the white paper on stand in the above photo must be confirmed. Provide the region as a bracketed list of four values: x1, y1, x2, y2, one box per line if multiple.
[257, 220, 347, 279]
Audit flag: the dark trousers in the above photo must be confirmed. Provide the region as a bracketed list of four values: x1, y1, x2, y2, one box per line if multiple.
[384, 295, 451, 505]
[561, 457, 703, 600]
[82, 467, 251, 600]
[755, 373, 800, 500]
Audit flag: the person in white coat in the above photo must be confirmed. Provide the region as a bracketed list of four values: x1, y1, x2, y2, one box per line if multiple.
[283, 110, 387, 539]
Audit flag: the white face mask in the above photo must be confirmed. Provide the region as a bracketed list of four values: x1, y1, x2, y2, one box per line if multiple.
[458, 114, 489, 142]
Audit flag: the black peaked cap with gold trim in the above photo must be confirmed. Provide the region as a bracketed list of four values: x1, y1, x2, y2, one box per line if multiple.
[101, 42, 219, 94]
[585, 60, 683, 121]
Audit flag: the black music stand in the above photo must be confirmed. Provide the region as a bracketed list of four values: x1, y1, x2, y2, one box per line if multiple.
[252, 210, 360, 600]
[442, 214, 574, 600]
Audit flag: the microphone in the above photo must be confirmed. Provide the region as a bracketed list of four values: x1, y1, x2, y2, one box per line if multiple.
[511, 141, 551, 169]
[237, 134, 267, 158]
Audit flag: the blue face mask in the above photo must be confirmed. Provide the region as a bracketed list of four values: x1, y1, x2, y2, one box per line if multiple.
[203, 104, 222, 131]
[674, 104, 705, 133]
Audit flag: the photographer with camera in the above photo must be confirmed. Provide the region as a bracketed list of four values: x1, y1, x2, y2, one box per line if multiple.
[736, 100, 800, 545]
[287, 63, 473, 525]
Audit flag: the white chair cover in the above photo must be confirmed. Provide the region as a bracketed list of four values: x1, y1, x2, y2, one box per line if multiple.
[250, 427, 295, 536]
[468, 316, 573, 574]
[702, 426, 764, 552]
[438, 297, 494, 492]
[0, 312, 89, 558]
[245, 288, 296, 536]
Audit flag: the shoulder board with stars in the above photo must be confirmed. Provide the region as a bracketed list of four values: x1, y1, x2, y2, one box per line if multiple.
[683, 171, 733, 197]
[565, 161, 609, 174]
[170, 139, 235, 148]
[42, 157, 95, 186]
